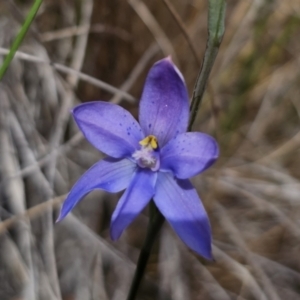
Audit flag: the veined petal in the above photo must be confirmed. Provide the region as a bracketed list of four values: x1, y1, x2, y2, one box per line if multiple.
[139, 57, 189, 147]
[73, 102, 143, 158]
[154, 172, 212, 259]
[110, 169, 156, 240]
[160, 132, 219, 179]
[57, 158, 136, 221]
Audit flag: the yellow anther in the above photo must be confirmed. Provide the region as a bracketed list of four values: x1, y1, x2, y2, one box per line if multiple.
[139, 135, 158, 149]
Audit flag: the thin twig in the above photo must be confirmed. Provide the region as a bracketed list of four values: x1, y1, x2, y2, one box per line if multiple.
[213, 202, 281, 300]
[8, 111, 61, 299]
[111, 43, 160, 104]
[161, 0, 201, 66]
[0, 91, 36, 300]
[213, 246, 268, 300]
[0, 195, 66, 235]
[0, 47, 135, 103]
[129, 0, 177, 62]
[45, 0, 94, 186]
[41, 24, 131, 42]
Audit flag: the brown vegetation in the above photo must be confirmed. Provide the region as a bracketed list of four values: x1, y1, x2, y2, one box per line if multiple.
[1, 0, 300, 299]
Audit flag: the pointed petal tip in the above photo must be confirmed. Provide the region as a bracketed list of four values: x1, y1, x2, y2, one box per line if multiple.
[157, 56, 185, 84]
[203, 249, 214, 261]
[165, 55, 173, 62]
[155, 56, 175, 68]
[191, 241, 213, 260]
[154, 173, 213, 260]
[71, 105, 81, 117]
[55, 213, 64, 224]
[109, 218, 120, 241]
[71, 103, 80, 114]
[190, 243, 213, 260]
[110, 228, 120, 241]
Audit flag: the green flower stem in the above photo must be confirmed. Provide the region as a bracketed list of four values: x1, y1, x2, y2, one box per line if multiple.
[188, 0, 226, 131]
[126, 202, 165, 300]
[0, 0, 43, 80]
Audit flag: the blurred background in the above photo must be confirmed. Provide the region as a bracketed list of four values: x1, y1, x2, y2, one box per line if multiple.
[1, 0, 300, 299]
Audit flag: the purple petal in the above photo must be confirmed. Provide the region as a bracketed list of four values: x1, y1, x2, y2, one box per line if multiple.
[57, 158, 136, 222]
[153, 172, 212, 259]
[73, 102, 143, 158]
[160, 132, 219, 179]
[110, 169, 156, 240]
[139, 57, 189, 147]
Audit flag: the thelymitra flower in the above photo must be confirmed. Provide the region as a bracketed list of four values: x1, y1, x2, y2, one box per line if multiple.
[57, 57, 219, 259]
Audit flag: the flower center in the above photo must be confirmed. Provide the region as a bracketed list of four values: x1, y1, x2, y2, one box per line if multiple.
[132, 135, 160, 171]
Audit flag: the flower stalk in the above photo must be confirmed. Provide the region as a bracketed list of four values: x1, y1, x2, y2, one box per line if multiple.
[189, 0, 226, 130]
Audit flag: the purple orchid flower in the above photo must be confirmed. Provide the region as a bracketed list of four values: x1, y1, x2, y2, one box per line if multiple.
[57, 57, 219, 260]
